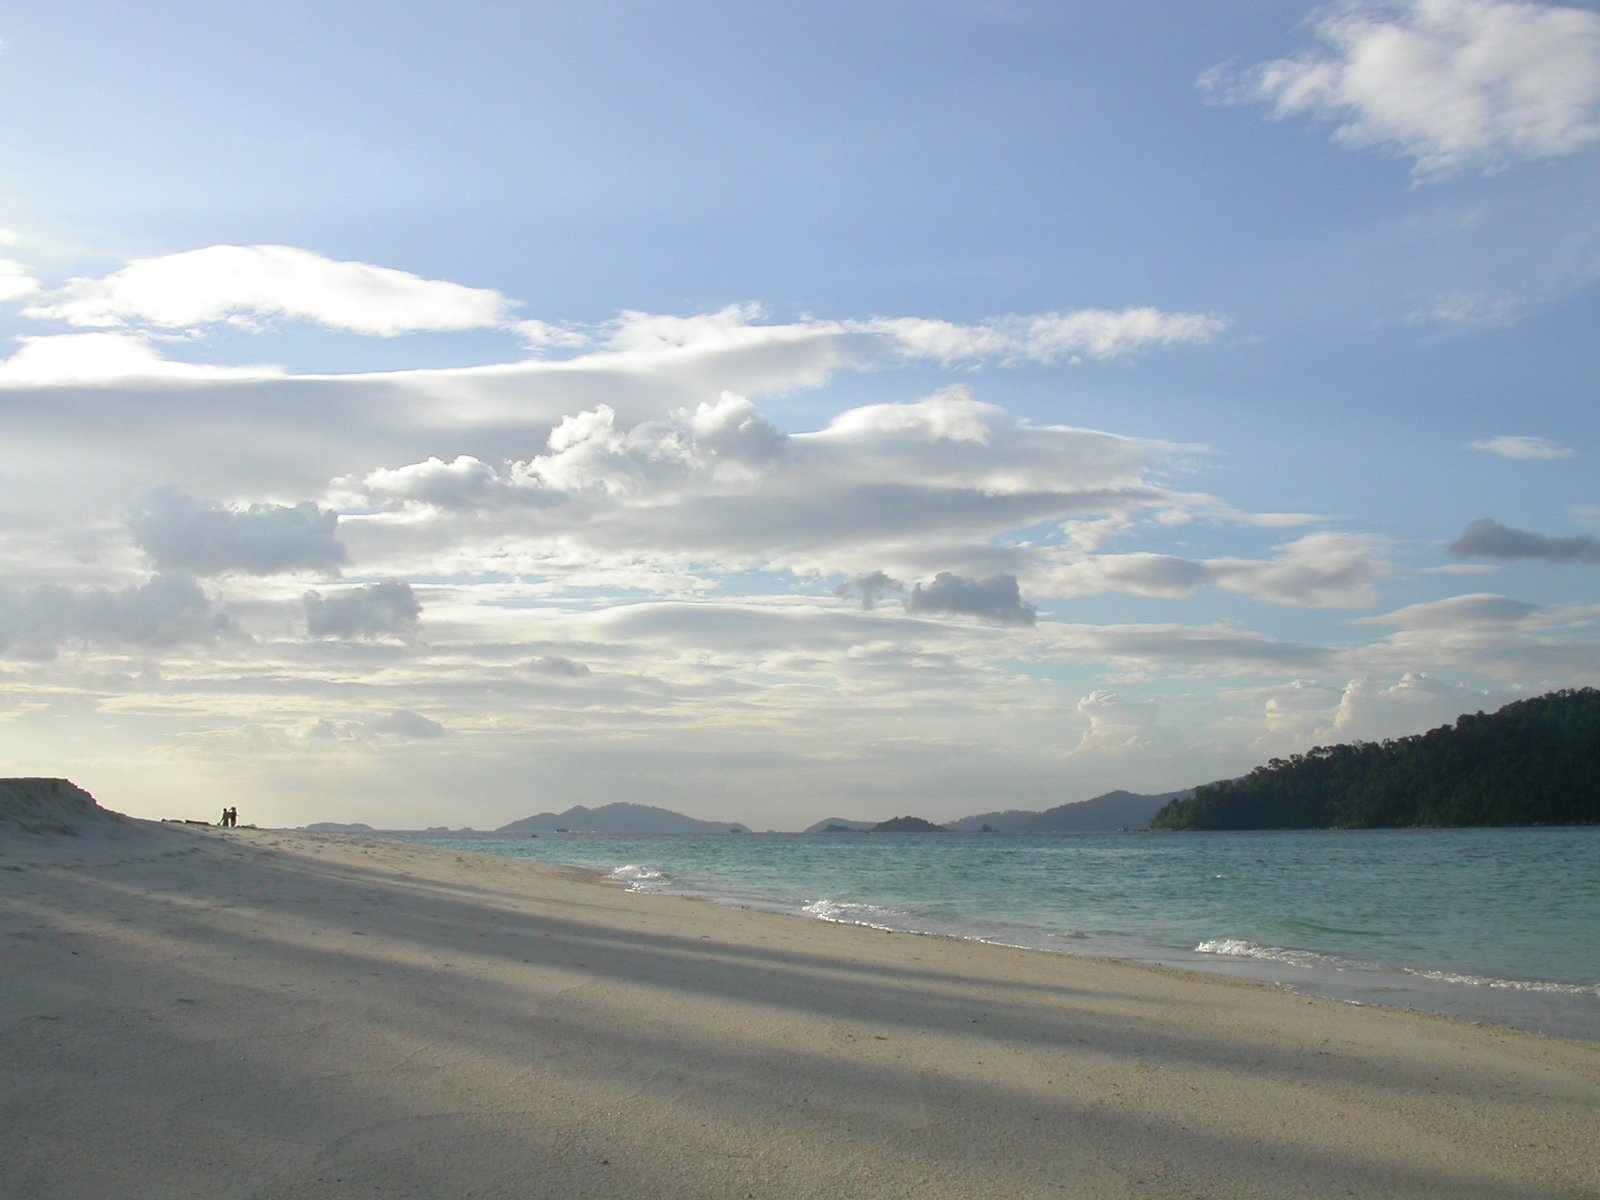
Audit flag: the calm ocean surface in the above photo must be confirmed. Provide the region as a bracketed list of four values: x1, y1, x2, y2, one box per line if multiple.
[381, 826, 1600, 1042]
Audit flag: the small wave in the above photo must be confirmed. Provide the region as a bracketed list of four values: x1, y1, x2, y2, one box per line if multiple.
[608, 863, 669, 892]
[803, 899, 905, 929]
[1194, 939, 1341, 970]
[1402, 968, 1599, 996]
[1196, 940, 1599, 997]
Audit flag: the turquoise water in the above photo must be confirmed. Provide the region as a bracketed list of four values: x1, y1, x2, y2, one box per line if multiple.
[382, 827, 1600, 1041]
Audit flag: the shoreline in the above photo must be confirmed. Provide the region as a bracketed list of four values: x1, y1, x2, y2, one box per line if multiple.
[3, 821, 1597, 1198]
[384, 827, 1600, 1045]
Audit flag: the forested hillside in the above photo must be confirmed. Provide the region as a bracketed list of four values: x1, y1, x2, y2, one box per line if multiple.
[1151, 688, 1600, 830]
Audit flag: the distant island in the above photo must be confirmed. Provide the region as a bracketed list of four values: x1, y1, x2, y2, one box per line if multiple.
[868, 815, 949, 833]
[801, 790, 1186, 835]
[1151, 688, 1600, 831]
[946, 789, 1189, 833]
[497, 802, 750, 835]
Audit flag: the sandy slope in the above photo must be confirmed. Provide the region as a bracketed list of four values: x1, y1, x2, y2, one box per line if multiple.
[1, 802, 1595, 1199]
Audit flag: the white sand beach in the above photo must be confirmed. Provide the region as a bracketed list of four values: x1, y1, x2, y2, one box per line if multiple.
[2, 783, 1596, 1199]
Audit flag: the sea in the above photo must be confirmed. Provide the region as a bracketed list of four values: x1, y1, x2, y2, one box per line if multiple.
[380, 826, 1600, 1043]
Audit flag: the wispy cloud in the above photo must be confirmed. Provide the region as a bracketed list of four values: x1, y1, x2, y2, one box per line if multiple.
[1466, 434, 1576, 459]
[1203, 0, 1600, 179]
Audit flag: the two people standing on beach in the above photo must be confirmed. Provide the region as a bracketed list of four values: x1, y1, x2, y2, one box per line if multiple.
[219, 806, 238, 828]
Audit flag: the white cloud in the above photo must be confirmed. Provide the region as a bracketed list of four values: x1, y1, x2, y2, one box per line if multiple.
[333, 389, 1191, 590]
[1206, 0, 1600, 179]
[1072, 690, 1179, 757]
[1346, 593, 1600, 681]
[352, 455, 500, 512]
[0, 258, 39, 302]
[868, 307, 1228, 364]
[1212, 532, 1392, 608]
[130, 487, 347, 576]
[0, 285, 1224, 401]
[520, 392, 786, 498]
[303, 579, 422, 639]
[0, 332, 281, 385]
[1466, 434, 1576, 459]
[601, 302, 1226, 368]
[24, 244, 516, 335]
[604, 303, 772, 353]
[1330, 672, 1493, 738]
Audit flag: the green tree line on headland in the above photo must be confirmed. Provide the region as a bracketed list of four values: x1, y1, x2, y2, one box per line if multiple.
[1150, 688, 1600, 830]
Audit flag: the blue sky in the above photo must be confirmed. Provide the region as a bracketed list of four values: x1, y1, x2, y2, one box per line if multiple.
[0, 1, 1596, 828]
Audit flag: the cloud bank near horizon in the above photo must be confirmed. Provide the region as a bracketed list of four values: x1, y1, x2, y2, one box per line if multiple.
[0, 229, 1590, 829]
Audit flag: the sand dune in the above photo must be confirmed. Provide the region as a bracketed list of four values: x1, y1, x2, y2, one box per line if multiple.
[2, 790, 1595, 1198]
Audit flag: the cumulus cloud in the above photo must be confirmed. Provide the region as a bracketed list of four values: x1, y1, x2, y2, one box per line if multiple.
[835, 571, 905, 610]
[524, 392, 787, 498]
[25, 244, 516, 335]
[1329, 673, 1506, 739]
[1466, 435, 1576, 459]
[1072, 690, 1179, 757]
[303, 579, 422, 639]
[1204, 0, 1600, 179]
[353, 455, 500, 512]
[370, 709, 447, 739]
[0, 573, 240, 658]
[905, 572, 1038, 625]
[130, 487, 347, 576]
[1447, 516, 1600, 562]
[333, 389, 1190, 590]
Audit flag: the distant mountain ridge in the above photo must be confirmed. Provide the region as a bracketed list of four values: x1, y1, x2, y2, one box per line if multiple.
[497, 802, 750, 835]
[801, 790, 1187, 835]
[947, 789, 1189, 833]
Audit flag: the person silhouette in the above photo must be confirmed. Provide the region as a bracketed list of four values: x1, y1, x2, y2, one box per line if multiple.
[220, 806, 230, 827]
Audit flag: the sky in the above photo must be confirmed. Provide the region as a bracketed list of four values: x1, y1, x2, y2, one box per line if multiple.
[0, 0, 1596, 831]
